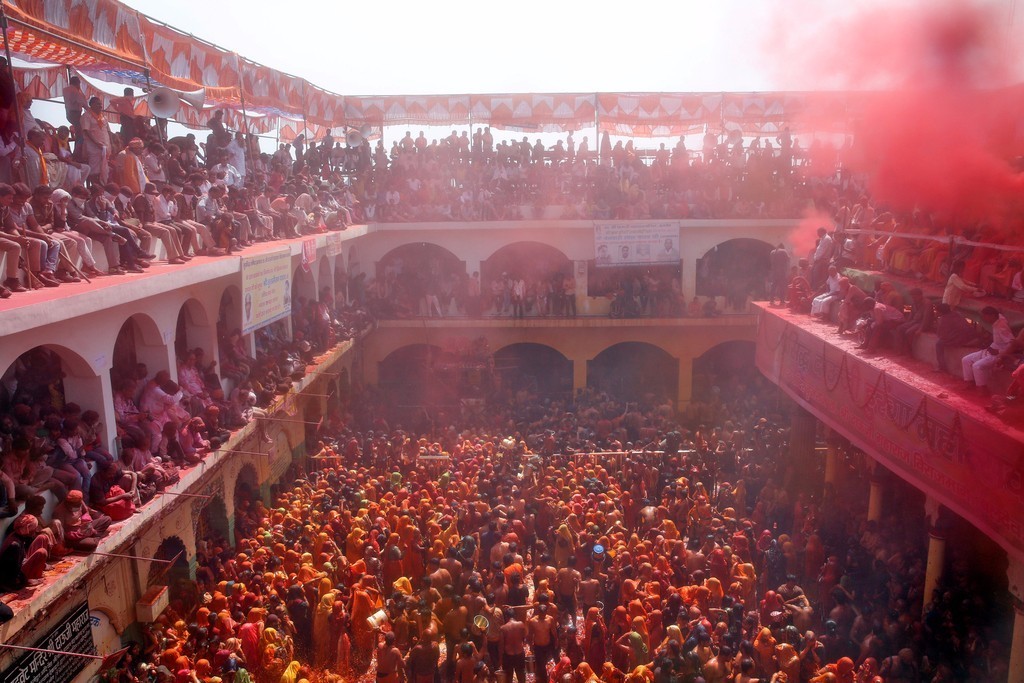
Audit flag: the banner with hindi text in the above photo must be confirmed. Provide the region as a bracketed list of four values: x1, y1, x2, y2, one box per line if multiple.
[241, 249, 292, 335]
[0, 602, 95, 683]
[593, 221, 681, 267]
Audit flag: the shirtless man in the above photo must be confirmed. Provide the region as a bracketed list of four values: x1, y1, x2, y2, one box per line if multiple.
[703, 644, 734, 683]
[499, 608, 528, 683]
[442, 596, 469, 679]
[555, 556, 581, 627]
[375, 631, 403, 683]
[527, 603, 559, 679]
[406, 632, 440, 683]
[578, 566, 603, 614]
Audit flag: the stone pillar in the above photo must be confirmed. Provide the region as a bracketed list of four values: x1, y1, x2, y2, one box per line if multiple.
[922, 496, 948, 612]
[677, 356, 693, 409]
[789, 406, 817, 491]
[867, 475, 884, 522]
[824, 445, 839, 488]
[573, 358, 588, 393]
[1010, 602, 1024, 683]
[1007, 559, 1024, 683]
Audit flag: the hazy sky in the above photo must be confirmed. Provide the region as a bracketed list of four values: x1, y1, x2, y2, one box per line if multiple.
[122, 0, 788, 96]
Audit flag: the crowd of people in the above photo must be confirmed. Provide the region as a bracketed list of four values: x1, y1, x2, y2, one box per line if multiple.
[85, 372, 1010, 683]
[0, 278, 371, 601]
[0, 82, 857, 301]
[767, 197, 1024, 412]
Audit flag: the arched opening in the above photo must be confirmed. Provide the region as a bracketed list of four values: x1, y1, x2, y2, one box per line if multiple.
[233, 464, 260, 537]
[375, 242, 466, 317]
[333, 255, 348, 304]
[197, 497, 230, 550]
[691, 340, 757, 401]
[148, 536, 192, 612]
[493, 343, 572, 399]
[379, 341, 493, 425]
[317, 257, 334, 301]
[292, 264, 317, 309]
[588, 342, 678, 402]
[348, 246, 367, 307]
[481, 242, 572, 316]
[111, 313, 168, 388]
[1, 345, 96, 411]
[696, 238, 773, 308]
[218, 286, 243, 340]
[379, 344, 445, 410]
[586, 264, 684, 317]
[174, 298, 212, 361]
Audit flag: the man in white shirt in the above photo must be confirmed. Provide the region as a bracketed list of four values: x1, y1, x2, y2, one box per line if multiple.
[79, 97, 111, 184]
[811, 226, 834, 288]
[147, 183, 198, 255]
[225, 132, 247, 180]
[962, 306, 1014, 393]
[210, 153, 242, 189]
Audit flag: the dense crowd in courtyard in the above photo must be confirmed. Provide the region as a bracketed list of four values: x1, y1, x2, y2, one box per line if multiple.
[75, 376, 1011, 683]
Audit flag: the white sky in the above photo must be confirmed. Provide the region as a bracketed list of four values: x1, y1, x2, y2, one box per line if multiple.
[120, 0, 785, 95]
[28, 0, 1024, 151]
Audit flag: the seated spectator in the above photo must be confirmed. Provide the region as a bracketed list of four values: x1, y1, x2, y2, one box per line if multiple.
[961, 306, 1014, 394]
[810, 265, 842, 318]
[4, 436, 68, 503]
[0, 513, 55, 590]
[893, 288, 933, 356]
[942, 260, 985, 310]
[856, 296, 906, 352]
[88, 460, 139, 521]
[933, 303, 987, 373]
[52, 488, 111, 552]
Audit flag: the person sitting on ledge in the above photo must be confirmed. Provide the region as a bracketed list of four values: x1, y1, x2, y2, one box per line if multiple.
[0, 513, 56, 591]
[961, 306, 1014, 395]
[53, 488, 111, 553]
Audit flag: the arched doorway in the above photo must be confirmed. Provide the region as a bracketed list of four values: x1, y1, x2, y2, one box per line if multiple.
[493, 343, 572, 399]
[111, 313, 167, 385]
[334, 255, 348, 304]
[379, 344, 446, 409]
[588, 342, 678, 402]
[1, 345, 97, 410]
[174, 298, 213, 360]
[317, 257, 334, 302]
[376, 242, 465, 317]
[481, 242, 572, 316]
[292, 264, 317, 307]
[197, 497, 230, 548]
[234, 464, 261, 536]
[218, 286, 242, 339]
[148, 536, 192, 612]
[696, 238, 773, 307]
[691, 340, 757, 400]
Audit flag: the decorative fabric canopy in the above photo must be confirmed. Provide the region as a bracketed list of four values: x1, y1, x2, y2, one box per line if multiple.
[0, 0, 868, 138]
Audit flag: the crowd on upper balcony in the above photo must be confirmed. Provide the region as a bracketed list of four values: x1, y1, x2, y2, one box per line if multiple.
[767, 194, 1024, 416]
[0, 72, 853, 299]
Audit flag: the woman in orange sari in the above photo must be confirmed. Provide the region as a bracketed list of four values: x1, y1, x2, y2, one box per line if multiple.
[349, 574, 382, 672]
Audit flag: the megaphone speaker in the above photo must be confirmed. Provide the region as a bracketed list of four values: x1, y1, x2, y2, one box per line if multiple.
[148, 88, 180, 119]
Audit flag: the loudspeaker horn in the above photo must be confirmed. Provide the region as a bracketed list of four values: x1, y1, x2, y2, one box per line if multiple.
[148, 88, 180, 118]
[346, 128, 362, 147]
[179, 88, 206, 110]
[359, 124, 372, 138]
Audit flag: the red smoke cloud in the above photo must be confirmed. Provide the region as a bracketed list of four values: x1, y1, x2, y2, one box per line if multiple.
[772, 0, 1024, 228]
[788, 208, 835, 261]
